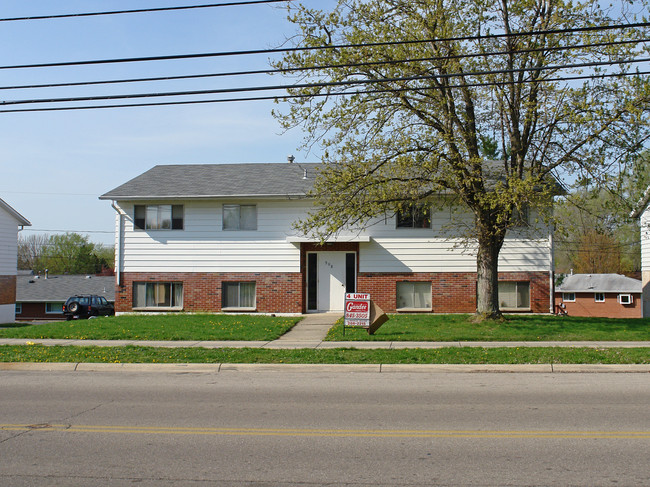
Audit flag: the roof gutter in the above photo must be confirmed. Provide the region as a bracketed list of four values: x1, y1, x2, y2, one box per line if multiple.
[99, 193, 310, 201]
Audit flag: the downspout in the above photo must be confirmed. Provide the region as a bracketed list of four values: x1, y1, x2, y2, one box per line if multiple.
[111, 201, 125, 287]
[549, 230, 554, 314]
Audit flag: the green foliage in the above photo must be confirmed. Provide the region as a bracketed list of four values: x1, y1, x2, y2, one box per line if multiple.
[1, 345, 647, 365]
[327, 314, 650, 341]
[18, 232, 114, 275]
[274, 0, 650, 316]
[0, 314, 300, 341]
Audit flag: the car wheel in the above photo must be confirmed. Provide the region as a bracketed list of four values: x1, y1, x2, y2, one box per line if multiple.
[68, 302, 79, 313]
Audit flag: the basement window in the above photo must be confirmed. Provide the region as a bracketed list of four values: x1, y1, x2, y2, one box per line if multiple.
[396, 281, 432, 310]
[499, 281, 530, 310]
[133, 282, 184, 310]
[222, 282, 256, 309]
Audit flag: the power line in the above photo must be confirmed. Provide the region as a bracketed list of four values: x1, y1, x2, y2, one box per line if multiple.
[1, 38, 645, 92]
[1, 21, 647, 71]
[2, 57, 646, 108]
[2, 69, 647, 114]
[0, 0, 291, 22]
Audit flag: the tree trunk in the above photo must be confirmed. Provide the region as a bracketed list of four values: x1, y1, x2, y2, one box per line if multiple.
[475, 225, 506, 320]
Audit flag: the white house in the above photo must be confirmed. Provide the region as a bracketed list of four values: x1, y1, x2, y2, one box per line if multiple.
[0, 198, 31, 323]
[100, 163, 555, 315]
[631, 186, 650, 318]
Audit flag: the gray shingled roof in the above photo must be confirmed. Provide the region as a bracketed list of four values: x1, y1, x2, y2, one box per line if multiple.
[556, 274, 641, 293]
[16, 274, 115, 303]
[100, 163, 323, 200]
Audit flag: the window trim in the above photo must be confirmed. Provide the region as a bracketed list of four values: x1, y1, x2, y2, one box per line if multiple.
[134, 204, 184, 231]
[133, 281, 184, 311]
[594, 292, 605, 303]
[618, 293, 633, 305]
[222, 281, 257, 310]
[222, 204, 257, 231]
[15, 303, 22, 314]
[562, 292, 576, 302]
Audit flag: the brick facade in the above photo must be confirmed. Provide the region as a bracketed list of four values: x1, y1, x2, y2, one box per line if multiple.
[118, 266, 551, 314]
[0, 275, 16, 305]
[554, 292, 642, 318]
[15, 302, 64, 321]
[118, 272, 303, 314]
[358, 270, 551, 313]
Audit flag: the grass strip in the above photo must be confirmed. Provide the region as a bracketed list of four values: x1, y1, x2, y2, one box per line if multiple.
[1, 345, 648, 364]
[328, 314, 650, 341]
[0, 314, 300, 341]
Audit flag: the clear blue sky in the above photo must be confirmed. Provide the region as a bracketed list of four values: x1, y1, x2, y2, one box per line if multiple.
[1, 0, 335, 246]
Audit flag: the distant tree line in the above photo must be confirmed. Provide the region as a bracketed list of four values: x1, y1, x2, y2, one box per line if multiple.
[18, 233, 114, 275]
[554, 151, 649, 276]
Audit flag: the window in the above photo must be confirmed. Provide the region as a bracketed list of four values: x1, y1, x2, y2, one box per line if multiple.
[499, 281, 530, 309]
[594, 293, 605, 303]
[562, 292, 575, 302]
[396, 204, 431, 229]
[223, 282, 256, 309]
[133, 282, 183, 309]
[46, 303, 63, 314]
[223, 204, 257, 230]
[396, 281, 432, 310]
[511, 205, 529, 226]
[15, 303, 22, 314]
[134, 205, 183, 230]
[618, 294, 633, 305]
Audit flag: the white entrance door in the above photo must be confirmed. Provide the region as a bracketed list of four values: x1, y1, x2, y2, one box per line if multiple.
[317, 252, 347, 312]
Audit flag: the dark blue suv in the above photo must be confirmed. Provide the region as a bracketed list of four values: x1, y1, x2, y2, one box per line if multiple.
[63, 295, 114, 320]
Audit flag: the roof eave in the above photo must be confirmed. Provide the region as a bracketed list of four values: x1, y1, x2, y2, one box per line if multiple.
[99, 193, 311, 201]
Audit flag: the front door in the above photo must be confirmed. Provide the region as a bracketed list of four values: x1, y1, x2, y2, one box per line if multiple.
[307, 252, 356, 312]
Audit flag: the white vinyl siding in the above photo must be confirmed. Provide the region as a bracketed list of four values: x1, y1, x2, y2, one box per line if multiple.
[0, 206, 20, 275]
[115, 199, 552, 274]
[118, 200, 306, 273]
[641, 207, 650, 273]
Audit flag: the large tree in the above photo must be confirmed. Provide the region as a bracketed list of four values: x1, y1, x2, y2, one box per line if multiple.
[274, 0, 650, 318]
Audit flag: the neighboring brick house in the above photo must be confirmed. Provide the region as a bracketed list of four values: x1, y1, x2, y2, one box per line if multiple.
[555, 274, 642, 318]
[100, 163, 555, 315]
[0, 198, 30, 324]
[15, 272, 115, 321]
[631, 186, 650, 318]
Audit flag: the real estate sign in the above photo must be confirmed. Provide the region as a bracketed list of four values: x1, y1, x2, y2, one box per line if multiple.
[344, 293, 371, 328]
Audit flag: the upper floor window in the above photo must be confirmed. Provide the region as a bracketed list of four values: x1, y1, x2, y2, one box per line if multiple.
[134, 205, 184, 230]
[223, 204, 257, 230]
[396, 204, 431, 229]
[511, 205, 529, 227]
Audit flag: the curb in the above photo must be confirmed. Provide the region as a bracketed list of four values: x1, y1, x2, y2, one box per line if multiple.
[1, 362, 649, 373]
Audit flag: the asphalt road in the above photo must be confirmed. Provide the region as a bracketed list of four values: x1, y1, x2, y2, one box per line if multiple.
[1, 370, 648, 486]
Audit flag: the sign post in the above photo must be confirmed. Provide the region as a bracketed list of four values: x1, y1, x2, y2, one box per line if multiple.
[344, 293, 371, 335]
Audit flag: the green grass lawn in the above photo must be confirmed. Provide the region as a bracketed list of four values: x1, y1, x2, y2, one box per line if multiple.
[327, 314, 650, 341]
[0, 314, 299, 341]
[0, 345, 648, 364]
